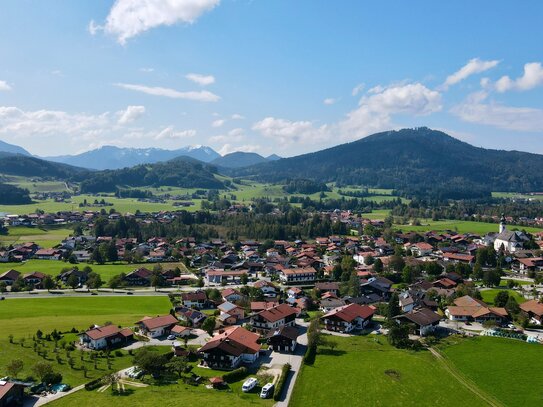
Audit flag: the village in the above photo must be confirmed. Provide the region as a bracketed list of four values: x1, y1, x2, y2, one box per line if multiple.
[1, 209, 543, 406]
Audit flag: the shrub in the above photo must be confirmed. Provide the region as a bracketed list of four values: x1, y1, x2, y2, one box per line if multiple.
[222, 367, 247, 383]
[114, 350, 123, 357]
[84, 377, 103, 391]
[303, 344, 317, 365]
[273, 363, 291, 401]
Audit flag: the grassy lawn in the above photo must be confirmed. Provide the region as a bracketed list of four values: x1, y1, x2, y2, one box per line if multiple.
[50, 379, 273, 407]
[0, 260, 145, 282]
[0, 296, 171, 336]
[0, 226, 73, 248]
[361, 209, 391, 220]
[290, 335, 485, 407]
[480, 289, 526, 305]
[394, 219, 542, 234]
[439, 336, 543, 406]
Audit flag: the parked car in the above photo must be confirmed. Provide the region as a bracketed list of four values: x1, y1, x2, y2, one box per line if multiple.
[260, 382, 274, 399]
[167, 334, 176, 340]
[242, 377, 258, 392]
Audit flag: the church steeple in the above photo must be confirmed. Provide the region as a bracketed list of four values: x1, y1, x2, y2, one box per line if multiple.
[499, 214, 506, 234]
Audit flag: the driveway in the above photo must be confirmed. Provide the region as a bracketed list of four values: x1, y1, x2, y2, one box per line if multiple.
[122, 329, 210, 350]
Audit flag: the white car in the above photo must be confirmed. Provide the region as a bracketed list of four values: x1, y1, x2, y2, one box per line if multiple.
[167, 334, 176, 340]
[260, 383, 274, 399]
[242, 377, 258, 392]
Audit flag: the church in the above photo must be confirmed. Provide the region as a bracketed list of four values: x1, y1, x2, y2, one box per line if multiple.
[493, 215, 528, 253]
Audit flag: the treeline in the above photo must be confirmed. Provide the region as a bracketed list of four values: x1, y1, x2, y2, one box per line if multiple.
[0, 183, 32, 204]
[77, 159, 224, 193]
[283, 178, 330, 194]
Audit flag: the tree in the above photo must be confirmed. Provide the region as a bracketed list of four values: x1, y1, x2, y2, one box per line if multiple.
[6, 359, 23, 378]
[133, 348, 169, 377]
[202, 317, 216, 336]
[102, 373, 121, 393]
[493, 291, 510, 307]
[472, 262, 483, 280]
[150, 274, 162, 292]
[347, 271, 360, 297]
[482, 268, 501, 287]
[67, 274, 79, 290]
[505, 296, 520, 316]
[32, 361, 54, 382]
[107, 241, 119, 262]
[86, 272, 103, 289]
[0, 281, 7, 293]
[108, 275, 123, 291]
[167, 356, 188, 378]
[373, 258, 383, 274]
[387, 292, 401, 322]
[388, 324, 409, 348]
[240, 273, 249, 285]
[402, 266, 415, 284]
[43, 276, 55, 292]
[91, 247, 104, 264]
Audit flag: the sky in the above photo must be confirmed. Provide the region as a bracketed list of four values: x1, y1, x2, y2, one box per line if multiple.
[0, 0, 542, 157]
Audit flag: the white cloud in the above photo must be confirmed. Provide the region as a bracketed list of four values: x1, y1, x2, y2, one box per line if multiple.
[351, 83, 365, 96]
[323, 98, 337, 105]
[218, 143, 261, 156]
[210, 128, 245, 144]
[211, 119, 225, 128]
[252, 117, 330, 146]
[139, 67, 154, 73]
[186, 73, 215, 86]
[88, 20, 102, 35]
[0, 81, 12, 91]
[451, 92, 543, 132]
[100, 0, 220, 45]
[154, 126, 197, 140]
[495, 62, 543, 92]
[231, 113, 244, 120]
[441, 58, 499, 90]
[115, 82, 220, 102]
[117, 105, 145, 124]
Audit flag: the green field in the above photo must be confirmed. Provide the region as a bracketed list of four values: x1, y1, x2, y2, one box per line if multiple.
[439, 336, 543, 406]
[480, 289, 526, 305]
[290, 335, 485, 407]
[394, 219, 542, 234]
[50, 376, 273, 407]
[0, 260, 145, 282]
[361, 209, 391, 220]
[0, 226, 73, 248]
[492, 192, 543, 201]
[0, 296, 171, 336]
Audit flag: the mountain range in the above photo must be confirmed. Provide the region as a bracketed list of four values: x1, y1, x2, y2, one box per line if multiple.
[2, 127, 543, 199]
[0, 139, 31, 156]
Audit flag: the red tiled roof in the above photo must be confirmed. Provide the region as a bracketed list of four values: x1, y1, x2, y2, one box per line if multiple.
[84, 324, 133, 340]
[322, 303, 375, 322]
[256, 303, 298, 323]
[137, 314, 178, 330]
[198, 326, 260, 356]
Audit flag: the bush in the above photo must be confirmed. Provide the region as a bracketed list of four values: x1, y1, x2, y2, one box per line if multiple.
[43, 372, 62, 385]
[84, 377, 103, 391]
[222, 367, 247, 383]
[114, 350, 123, 357]
[273, 363, 291, 401]
[303, 344, 317, 365]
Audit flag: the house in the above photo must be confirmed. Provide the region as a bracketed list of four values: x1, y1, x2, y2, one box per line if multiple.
[515, 257, 543, 274]
[445, 296, 509, 324]
[399, 293, 415, 313]
[250, 301, 279, 313]
[394, 308, 441, 336]
[181, 291, 207, 308]
[360, 277, 394, 300]
[319, 298, 346, 312]
[218, 301, 245, 325]
[253, 280, 277, 295]
[519, 299, 543, 325]
[251, 303, 298, 332]
[22, 272, 47, 288]
[136, 314, 179, 338]
[287, 287, 303, 298]
[34, 248, 62, 260]
[57, 268, 89, 286]
[410, 242, 434, 257]
[442, 252, 475, 265]
[221, 288, 244, 303]
[266, 325, 299, 352]
[0, 269, 20, 286]
[170, 325, 192, 338]
[0, 251, 10, 263]
[175, 307, 207, 327]
[198, 326, 261, 370]
[71, 250, 91, 262]
[321, 303, 375, 333]
[123, 268, 152, 286]
[279, 267, 317, 285]
[0, 381, 26, 407]
[432, 278, 457, 289]
[315, 282, 340, 296]
[79, 325, 134, 350]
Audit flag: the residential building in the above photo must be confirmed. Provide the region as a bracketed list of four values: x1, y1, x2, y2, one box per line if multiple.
[79, 325, 134, 350]
[321, 303, 375, 333]
[136, 314, 179, 338]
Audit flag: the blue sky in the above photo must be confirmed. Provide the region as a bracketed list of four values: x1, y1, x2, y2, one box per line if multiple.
[0, 0, 542, 157]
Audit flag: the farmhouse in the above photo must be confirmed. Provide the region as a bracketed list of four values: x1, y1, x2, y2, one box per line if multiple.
[34, 248, 62, 260]
[0, 269, 20, 285]
[181, 291, 207, 308]
[394, 308, 441, 336]
[321, 303, 375, 333]
[519, 299, 543, 325]
[79, 324, 134, 350]
[445, 296, 509, 324]
[136, 314, 179, 338]
[123, 268, 152, 286]
[198, 326, 261, 370]
[251, 303, 298, 332]
[22, 272, 47, 288]
[266, 325, 299, 352]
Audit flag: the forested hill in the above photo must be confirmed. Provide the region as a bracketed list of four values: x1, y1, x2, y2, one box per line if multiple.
[0, 152, 88, 178]
[76, 157, 225, 193]
[234, 128, 543, 199]
[211, 152, 270, 168]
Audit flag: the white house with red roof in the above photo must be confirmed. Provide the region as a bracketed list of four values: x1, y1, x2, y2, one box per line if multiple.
[250, 303, 298, 332]
[321, 303, 375, 333]
[79, 324, 134, 350]
[136, 314, 179, 338]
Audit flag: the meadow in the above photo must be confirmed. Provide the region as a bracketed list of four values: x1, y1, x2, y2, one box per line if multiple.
[479, 288, 526, 305]
[393, 219, 542, 234]
[0, 226, 73, 248]
[439, 336, 543, 406]
[290, 335, 485, 407]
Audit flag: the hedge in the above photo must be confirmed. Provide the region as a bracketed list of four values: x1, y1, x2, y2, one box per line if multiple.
[84, 377, 103, 391]
[303, 344, 317, 365]
[222, 367, 247, 383]
[273, 363, 291, 401]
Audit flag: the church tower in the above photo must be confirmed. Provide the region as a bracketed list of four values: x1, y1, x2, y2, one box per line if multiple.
[499, 214, 506, 234]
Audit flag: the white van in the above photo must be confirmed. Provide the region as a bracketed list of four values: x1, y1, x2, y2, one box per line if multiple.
[260, 382, 274, 399]
[242, 377, 258, 392]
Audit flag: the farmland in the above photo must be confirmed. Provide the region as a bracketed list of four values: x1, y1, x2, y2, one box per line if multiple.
[0, 226, 73, 248]
[290, 336, 485, 407]
[393, 219, 542, 234]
